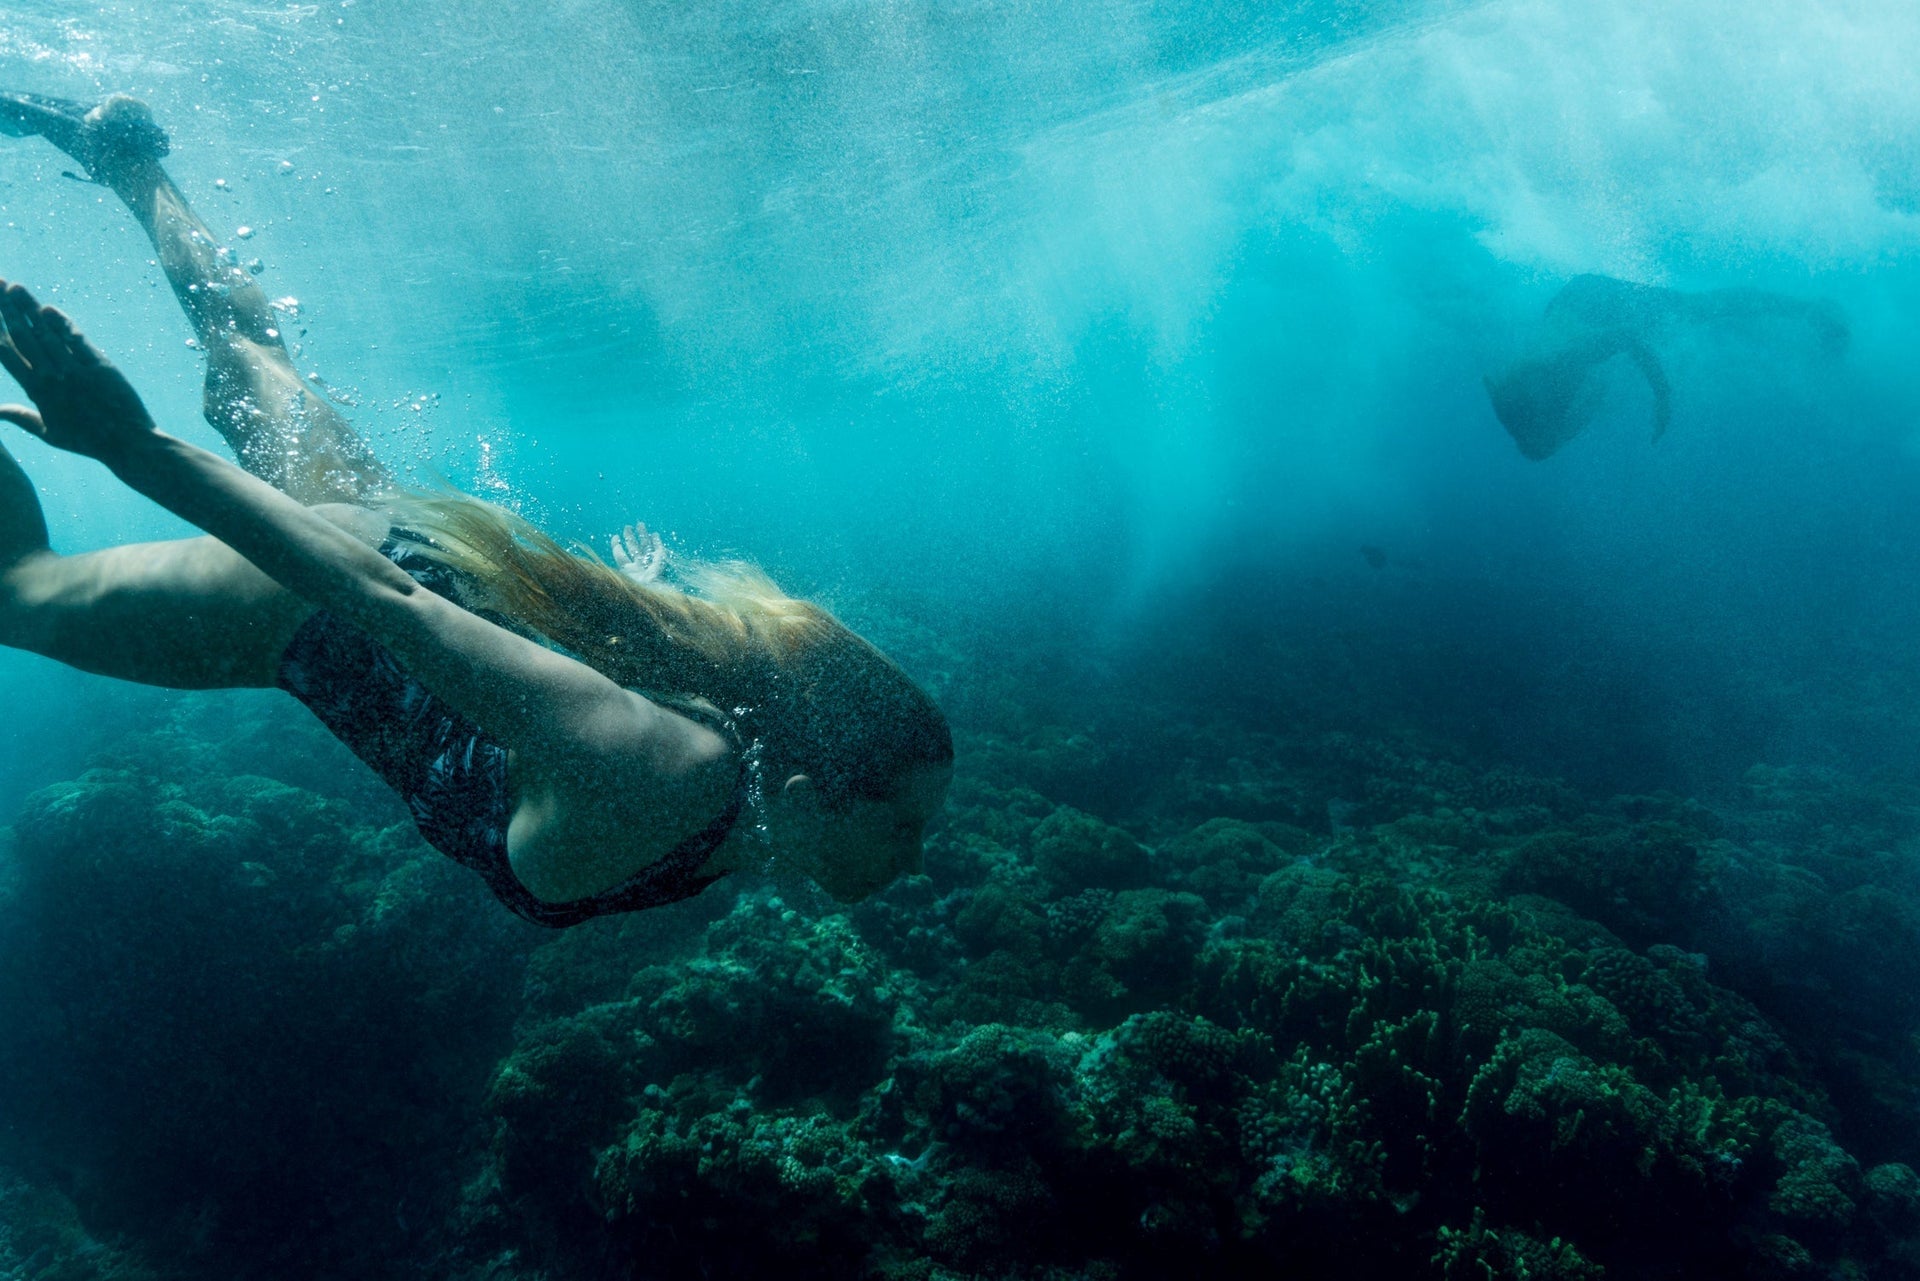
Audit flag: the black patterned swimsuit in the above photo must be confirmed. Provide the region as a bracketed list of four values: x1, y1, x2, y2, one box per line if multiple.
[275, 528, 744, 928]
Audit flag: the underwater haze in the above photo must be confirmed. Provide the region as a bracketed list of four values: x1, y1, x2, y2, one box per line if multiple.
[4, 0, 1920, 1277]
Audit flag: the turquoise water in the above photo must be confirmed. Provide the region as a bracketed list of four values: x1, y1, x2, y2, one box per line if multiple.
[2, 0, 1917, 798]
[3, 1, 1920, 1277]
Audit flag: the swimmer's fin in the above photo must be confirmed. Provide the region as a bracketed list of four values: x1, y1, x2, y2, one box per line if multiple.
[0, 92, 169, 180]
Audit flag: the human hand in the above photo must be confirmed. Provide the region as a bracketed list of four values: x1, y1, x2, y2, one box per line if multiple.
[0, 280, 158, 464]
[611, 521, 667, 584]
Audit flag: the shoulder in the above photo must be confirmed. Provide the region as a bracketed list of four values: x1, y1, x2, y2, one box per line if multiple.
[506, 697, 739, 901]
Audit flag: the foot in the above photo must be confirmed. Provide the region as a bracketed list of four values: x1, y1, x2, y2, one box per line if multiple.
[0, 92, 169, 183]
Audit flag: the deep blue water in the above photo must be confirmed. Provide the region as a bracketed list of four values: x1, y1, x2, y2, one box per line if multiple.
[4, 1, 1920, 1276]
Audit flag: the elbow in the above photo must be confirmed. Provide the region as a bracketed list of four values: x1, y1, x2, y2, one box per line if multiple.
[343, 571, 425, 630]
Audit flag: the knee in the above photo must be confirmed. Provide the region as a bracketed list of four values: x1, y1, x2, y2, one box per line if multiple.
[203, 357, 262, 425]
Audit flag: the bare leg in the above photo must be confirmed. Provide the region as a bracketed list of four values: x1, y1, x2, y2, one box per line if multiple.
[0, 97, 400, 685]
[0, 484, 386, 689]
[3, 95, 389, 505]
[103, 162, 390, 505]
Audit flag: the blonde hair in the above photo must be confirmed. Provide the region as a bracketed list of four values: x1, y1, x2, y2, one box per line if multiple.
[377, 492, 952, 807]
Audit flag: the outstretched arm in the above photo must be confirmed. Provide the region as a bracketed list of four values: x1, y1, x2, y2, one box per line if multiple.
[0, 281, 715, 792]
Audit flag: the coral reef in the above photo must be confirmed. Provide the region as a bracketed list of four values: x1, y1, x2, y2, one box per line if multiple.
[5, 680, 1920, 1279]
[0, 1166, 155, 1281]
[0, 695, 532, 1278]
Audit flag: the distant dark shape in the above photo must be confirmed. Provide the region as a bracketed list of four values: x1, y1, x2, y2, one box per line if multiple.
[1486, 274, 1849, 461]
[1360, 545, 1388, 570]
[1486, 327, 1673, 462]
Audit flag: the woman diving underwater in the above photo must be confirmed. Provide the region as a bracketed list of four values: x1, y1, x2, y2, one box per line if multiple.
[0, 93, 953, 924]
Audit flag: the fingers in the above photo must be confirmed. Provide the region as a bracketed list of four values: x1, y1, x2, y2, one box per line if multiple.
[0, 336, 28, 388]
[25, 305, 75, 378]
[0, 405, 47, 438]
[0, 282, 101, 382]
[35, 306, 98, 373]
[0, 283, 48, 380]
[0, 279, 24, 386]
[612, 522, 668, 581]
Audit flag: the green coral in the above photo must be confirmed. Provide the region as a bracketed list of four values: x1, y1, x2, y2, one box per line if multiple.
[1864, 1162, 1920, 1236]
[9, 694, 1920, 1281]
[1155, 818, 1300, 909]
[456, 751, 1919, 1280]
[899, 1023, 1078, 1154]
[0, 1169, 155, 1281]
[1501, 821, 1705, 946]
[1768, 1114, 1861, 1233]
[593, 1100, 888, 1274]
[1432, 1210, 1604, 1281]
[0, 735, 529, 1278]
[1063, 889, 1207, 1020]
[1029, 806, 1150, 893]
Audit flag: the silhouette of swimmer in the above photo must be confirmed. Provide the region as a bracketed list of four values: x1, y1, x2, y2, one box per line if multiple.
[1486, 274, 1849, 461]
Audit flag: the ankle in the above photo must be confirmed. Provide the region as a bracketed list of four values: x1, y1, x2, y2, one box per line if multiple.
[99, 156, 171, 204]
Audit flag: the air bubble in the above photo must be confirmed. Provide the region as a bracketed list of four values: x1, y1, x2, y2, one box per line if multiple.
[278, 161, 295, 175]
[214, 178, 229, 190]
[236, 226, 254, 239]
[247, 259, 265, 275]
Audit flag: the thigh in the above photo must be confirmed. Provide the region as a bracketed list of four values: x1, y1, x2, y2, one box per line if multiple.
[3, 504, 388, 689]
